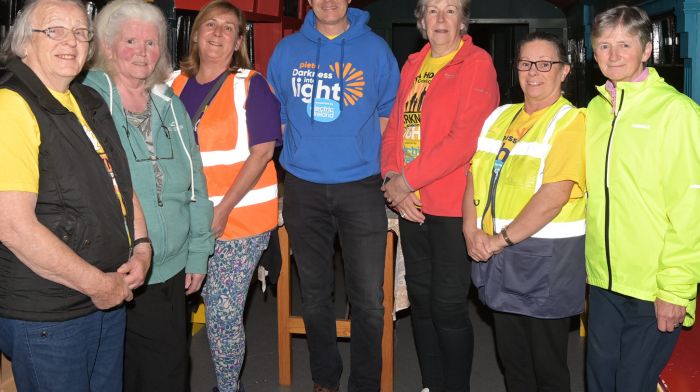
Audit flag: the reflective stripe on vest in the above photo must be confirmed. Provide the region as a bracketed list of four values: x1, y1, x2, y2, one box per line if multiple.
[471, 97, 584, 239]
[173, 70, 278, 240]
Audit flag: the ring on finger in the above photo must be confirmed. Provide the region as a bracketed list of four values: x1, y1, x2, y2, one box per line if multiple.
[400, 212, 406, 218]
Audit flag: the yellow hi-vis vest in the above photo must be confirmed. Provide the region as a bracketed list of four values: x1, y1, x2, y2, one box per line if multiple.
[173, 70, 278, 240]
[470, 97, 585, 238]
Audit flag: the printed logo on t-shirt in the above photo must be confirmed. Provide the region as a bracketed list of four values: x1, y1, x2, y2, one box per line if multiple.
[290, 61, 364, 122]
[402, 71, 433, 164]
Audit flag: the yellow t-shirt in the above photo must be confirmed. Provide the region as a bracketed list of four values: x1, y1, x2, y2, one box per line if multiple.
[0, 88, 96, 193]
[482, 107, 586, 234]
[402, 41, 463, 165]
[0, 89, 40, 192]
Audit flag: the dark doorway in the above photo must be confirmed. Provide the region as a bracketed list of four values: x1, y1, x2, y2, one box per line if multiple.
[391, 22, 530, 104]
[391, 23, 426, 68]
[470, 23, 530, 104]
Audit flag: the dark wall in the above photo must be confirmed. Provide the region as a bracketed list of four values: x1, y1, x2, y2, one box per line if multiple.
[363, 0, 568, 104]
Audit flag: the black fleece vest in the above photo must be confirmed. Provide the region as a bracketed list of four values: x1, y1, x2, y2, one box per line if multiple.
[0, 59, 134, 321]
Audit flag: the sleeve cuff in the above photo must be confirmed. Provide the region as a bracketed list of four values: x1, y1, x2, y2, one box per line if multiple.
[185, 251, 210, 275]
[656, 290, 691, 308]
[400, 168, 416, 192]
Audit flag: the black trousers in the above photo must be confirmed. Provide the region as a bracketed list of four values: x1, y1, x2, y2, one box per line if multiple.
[493, 311, 572, 392]
[124, 270, 188, 392]
[400, 215, 473, 392]
[586, 286, 681, 392]
[283, 173, 387, 392]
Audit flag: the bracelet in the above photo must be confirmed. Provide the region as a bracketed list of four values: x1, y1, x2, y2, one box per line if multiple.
[132, 237, 152, 247]
[501, 226, 515, 246]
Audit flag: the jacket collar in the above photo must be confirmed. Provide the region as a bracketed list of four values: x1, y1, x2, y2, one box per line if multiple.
[595, 67, 663, 102]
[84, 69, 172, 121]
[406, 34, 474, 67]
[4, 58, 99, 114]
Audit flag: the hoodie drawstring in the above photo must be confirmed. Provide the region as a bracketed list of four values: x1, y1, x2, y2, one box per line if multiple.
[310, 37, 347, 123]
[168, 100, 197, 202]
[339, 39, 346, 113]
[310, 37, 322, 124]
[106, 71, 197, 203]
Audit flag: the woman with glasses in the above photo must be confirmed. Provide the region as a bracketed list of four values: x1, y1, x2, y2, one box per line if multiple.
[170, 1, 281, 391]
[462, 32, 586, 392]
[81, 0, 214, 391]
[381, 0, 499, 390]
[0, 0, 148, 389]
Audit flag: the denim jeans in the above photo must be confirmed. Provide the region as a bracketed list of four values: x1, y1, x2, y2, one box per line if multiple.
[0, 307, 125, 392]
[399, 215, 473, 392]
[283, 173, 387, 392]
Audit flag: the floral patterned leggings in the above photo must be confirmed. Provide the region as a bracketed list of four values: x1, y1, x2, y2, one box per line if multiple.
[203, 232, 271, 392]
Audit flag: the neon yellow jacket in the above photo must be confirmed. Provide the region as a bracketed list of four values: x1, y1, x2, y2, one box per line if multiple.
[586, 68, 700, 326]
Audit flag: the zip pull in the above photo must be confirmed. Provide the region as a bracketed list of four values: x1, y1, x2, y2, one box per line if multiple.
[157, 193, 163, 207]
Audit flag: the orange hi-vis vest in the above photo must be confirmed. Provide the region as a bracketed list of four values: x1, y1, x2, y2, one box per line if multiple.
[173, 69, 278, 240]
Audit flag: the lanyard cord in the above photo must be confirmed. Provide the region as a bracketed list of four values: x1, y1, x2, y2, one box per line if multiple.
[480, 108, 528, 234]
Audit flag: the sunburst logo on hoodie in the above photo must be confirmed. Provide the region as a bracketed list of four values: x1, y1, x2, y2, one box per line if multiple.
[330, 62, 365, 106]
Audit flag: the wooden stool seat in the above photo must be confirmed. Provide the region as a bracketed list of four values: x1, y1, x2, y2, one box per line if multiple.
[277, 226, 395, 391]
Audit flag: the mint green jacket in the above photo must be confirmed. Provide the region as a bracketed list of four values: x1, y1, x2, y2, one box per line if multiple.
[585, 68, 700, 326]
[83, 70, 214, 284]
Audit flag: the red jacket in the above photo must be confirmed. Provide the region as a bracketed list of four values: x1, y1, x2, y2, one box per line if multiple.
[381, 35, 499, 217]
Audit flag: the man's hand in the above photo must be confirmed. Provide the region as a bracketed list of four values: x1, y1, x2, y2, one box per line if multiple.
[655, 298, 686, 332]
[88, 272, 133, 309]
[117, 245, 151, 290]
[185, 273, 206, 295]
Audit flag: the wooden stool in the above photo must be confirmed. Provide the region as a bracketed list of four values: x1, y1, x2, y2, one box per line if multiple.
[277, 226, 396, 391]
[1, 353, 16, 392]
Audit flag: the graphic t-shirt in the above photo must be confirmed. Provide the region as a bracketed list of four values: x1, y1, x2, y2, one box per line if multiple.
[401, 41, 462, 199]
[481, 106, 586, 234]
[402, 42, 462, 165]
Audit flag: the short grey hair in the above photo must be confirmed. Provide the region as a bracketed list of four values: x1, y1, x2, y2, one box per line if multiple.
[0, 0, 93, 64]
[415, 0, 471, 40]
[592, 5, 652, 48]
[91, 0, 172, 89]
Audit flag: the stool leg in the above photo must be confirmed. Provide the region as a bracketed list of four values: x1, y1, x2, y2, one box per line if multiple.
[381, 232, 395, 392]
[278, 227, 293, 386]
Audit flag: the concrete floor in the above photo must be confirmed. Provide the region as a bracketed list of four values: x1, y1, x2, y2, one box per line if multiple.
[189, 264, 586, 392]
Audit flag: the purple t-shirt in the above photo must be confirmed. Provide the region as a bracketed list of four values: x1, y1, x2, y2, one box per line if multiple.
[180, 72, 282, 147]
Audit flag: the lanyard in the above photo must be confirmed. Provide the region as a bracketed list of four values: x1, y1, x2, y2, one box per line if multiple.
[84, 127, 132, 245]
[480, 108, 530, 234]
[191, 72, 228, 144]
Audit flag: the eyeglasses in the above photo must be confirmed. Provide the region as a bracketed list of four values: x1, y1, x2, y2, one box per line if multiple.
[32, 26, 93, 42]
[123, 103, 174, 162]
[515, 60, 566, 72]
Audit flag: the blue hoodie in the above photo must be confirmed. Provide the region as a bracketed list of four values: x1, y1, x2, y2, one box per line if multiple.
[267, 8, 399, 184]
